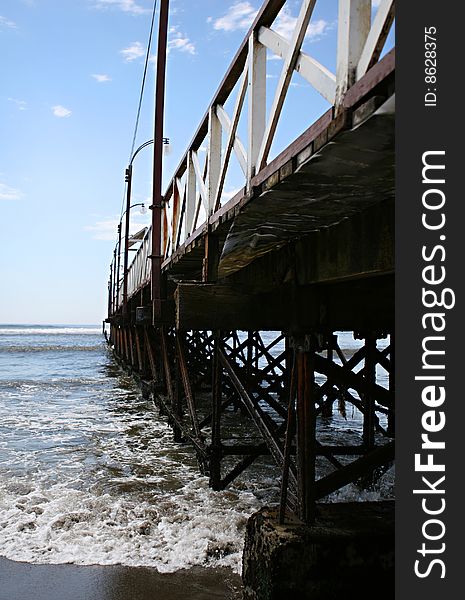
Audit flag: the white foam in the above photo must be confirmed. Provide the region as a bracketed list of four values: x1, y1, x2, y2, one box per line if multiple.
[0, 330, 394, 574]
[0, 478, 261, 573]
[0, 328, 101, 335]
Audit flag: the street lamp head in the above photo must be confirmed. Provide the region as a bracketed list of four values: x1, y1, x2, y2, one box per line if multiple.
[140, 203, 148, 215]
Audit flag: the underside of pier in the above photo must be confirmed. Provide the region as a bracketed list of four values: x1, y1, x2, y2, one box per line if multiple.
[107, 61, 395, 525]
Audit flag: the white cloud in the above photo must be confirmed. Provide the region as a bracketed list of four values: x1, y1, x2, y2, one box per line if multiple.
[93, 0, 149, 15]
[85, 217, 119, 241]
[274, 7, 329, 41]
[274, 7, 297, 39]
[85, 215, 148, 241]
[209, 1, 258, 32]
[168, 26, 196, 55]
[372, 0, 381, 6]
[0, 15, 17, 29]
[8, 98, 27, 110]
[307, 19, 329, 39]
[52, 105, 72, 118]
[0, 182, 23, 201]
[92, 73, 112, 82]
[209, 3, 329, 42]
[120, 41, 145, 62]
[221, 187, 241, 202]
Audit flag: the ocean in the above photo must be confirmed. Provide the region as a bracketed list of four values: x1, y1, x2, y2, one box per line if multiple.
[0, 325, 393, 577]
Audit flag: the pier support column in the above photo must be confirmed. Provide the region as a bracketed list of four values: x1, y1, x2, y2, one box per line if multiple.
[173, 349, 184, 443]
[209, 330, 222, 490]
[295, 340, 317, 524]
[242, 503, 394, 600]
[362, 333, 377, 450]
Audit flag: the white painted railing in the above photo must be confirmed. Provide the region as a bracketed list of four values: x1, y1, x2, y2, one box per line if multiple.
[124, 0, 395, 302]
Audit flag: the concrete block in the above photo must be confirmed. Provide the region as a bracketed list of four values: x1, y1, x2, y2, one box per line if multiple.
[242, 502, 394, 600]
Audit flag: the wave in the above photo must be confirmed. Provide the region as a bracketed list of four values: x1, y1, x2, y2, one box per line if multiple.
[0, 328, 101, 336]
[0, 345, 102, 353]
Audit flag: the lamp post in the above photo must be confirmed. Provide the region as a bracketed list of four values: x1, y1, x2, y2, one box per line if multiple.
[116, 223, 122, 310]
[120, 200, 148, 315]
[121, 138, 154, 317]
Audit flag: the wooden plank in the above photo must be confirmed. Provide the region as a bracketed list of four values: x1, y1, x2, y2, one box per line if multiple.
[357, 0, 395, 79]
[247, 33, 267, 181]
[335, 0, 371, 105]
[343, 47, 395, 108]
[257, 0, 317, 170]
[207, 106, 222, 214]
[214, 66, 248, 210]
[175, 283, 320, 331]
[250, 108, 333, 189]
[163, 0, 287, 195]
[258, 26, 336, 104]
[191, 151, 208, 213]
[216, 104, 248, 177]
[185, 153, 196, 237]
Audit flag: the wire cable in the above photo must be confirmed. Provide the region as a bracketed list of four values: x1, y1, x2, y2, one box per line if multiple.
[119, 0, 158, 219]
[128, 0, 158, 165]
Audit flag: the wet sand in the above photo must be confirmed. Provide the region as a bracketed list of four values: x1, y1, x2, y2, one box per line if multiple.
[0, 558, 242, 600]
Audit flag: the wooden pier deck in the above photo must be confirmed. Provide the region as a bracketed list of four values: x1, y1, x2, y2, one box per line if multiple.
[106, 0, 395, 525]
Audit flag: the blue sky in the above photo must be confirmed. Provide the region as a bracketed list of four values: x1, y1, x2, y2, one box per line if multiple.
[0, 0, 390, 325]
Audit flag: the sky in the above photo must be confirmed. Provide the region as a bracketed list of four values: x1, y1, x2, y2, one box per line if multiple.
[0, 0, 392, 325]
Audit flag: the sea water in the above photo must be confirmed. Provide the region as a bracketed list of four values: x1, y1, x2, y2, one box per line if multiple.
[0, 325, 393, 574]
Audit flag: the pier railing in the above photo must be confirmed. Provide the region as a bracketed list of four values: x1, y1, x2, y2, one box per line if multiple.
[118, 0, 394, 307]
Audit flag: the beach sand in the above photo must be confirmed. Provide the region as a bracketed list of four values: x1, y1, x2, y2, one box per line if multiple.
[0, 558, 242, 600]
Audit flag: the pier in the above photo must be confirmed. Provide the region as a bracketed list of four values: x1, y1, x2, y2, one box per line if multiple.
[106, 1, 395, 596]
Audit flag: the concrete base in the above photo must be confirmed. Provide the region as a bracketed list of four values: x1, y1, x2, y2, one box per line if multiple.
[242, 501, 394, 600]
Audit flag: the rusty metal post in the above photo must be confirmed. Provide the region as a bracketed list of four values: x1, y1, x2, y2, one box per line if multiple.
[210, 330, 222, 490]
[279, 350, 296, 524]
[295, 339, 316, 524]
[363, 333, 376, 450]
[151, 0, 170, 323]
[173, 351, 183, 442]
[122, 165, 133, 316]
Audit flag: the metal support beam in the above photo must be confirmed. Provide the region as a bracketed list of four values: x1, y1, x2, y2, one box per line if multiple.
[295, 345, 317, 523]
[151, 0, 170, 323]
[210, 331, 222, 490]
